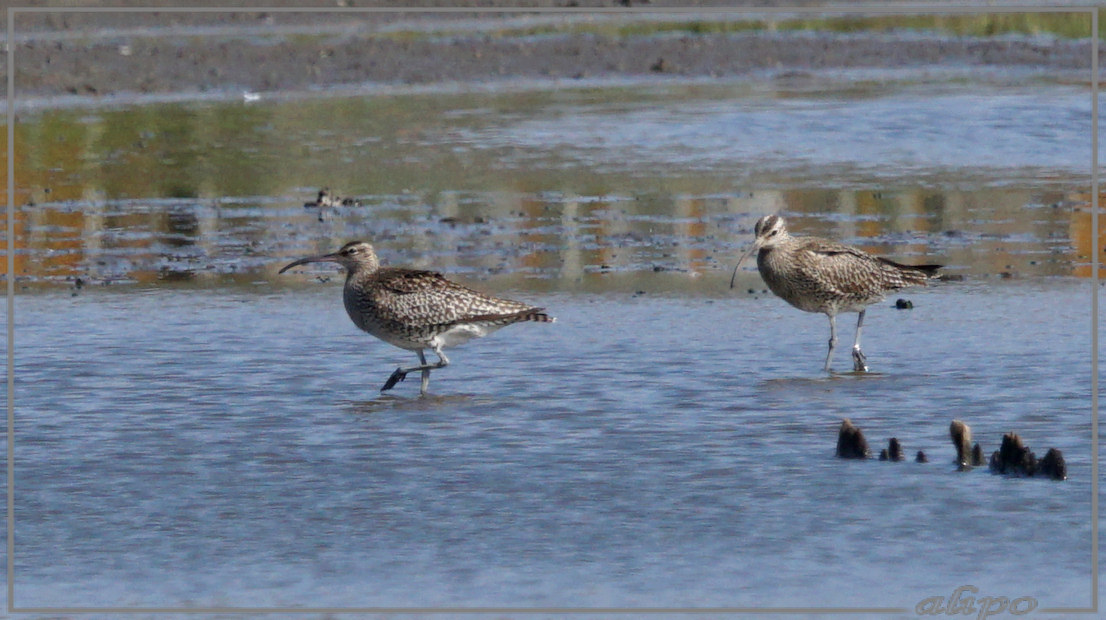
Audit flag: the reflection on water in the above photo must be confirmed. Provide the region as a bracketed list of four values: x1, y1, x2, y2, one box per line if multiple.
[7, 185, 1093, 291]
[3, 82, 1099, 292]
[340, 392, 487, 416]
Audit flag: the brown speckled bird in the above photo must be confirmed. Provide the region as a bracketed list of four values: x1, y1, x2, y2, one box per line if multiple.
[280, 241, 554, 395]
[731, 214, 940, 372]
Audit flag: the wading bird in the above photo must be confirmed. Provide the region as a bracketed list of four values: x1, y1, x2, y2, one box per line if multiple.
[731, 214, 940, 372]
[280, 241, 554, 394]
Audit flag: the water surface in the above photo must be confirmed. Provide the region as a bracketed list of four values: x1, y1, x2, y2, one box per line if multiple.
[4, 63, 1099, 616]
[9, 280, 1095, 612]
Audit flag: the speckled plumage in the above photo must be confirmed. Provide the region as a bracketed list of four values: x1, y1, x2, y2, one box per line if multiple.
[755, 229, 934, 316]
[733, 214, 940, 372]
[343, 266, 550, 351]
[280, 241, 553, 394]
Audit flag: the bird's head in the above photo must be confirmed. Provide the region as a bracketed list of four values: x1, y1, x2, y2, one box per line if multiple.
[729, 214, 789, 289]
[279, 240, 380, 275]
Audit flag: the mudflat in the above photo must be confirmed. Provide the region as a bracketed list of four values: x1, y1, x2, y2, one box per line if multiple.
[10, 1, 1096, 104]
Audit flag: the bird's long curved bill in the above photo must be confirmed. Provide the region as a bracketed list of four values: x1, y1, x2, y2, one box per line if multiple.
[729, 243, 760, 289]
[278, 253, 339, 274]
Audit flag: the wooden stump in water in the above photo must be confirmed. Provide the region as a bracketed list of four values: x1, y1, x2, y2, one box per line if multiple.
[971, 443, 985, 467]
[989, 432, 1037, 476]
[836, 419, 869, 459]
[879, 438, 904, 461]
[950, 420, 972, 469]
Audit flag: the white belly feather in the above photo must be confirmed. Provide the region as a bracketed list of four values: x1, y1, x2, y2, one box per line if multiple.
[430, 322, 507, 349]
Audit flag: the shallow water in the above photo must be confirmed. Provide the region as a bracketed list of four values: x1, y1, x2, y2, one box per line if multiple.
[8, 280, 1095, 612]
[4, 66, 1100, 616]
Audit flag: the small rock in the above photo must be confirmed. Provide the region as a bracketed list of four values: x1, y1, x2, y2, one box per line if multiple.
[915, 450, 928, 463]
[894, 298, 913, 309]
[1038, 448, 1067, 480]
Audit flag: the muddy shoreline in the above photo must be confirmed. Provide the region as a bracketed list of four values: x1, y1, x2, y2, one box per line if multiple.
[9, 3, 1099, 105]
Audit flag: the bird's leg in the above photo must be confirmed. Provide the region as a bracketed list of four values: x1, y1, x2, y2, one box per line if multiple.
[417, 350, 431, 395]
[380, 347, 451, 394]
[852, 310, 868, 372]
[416, 348, 450, 395]
[825, 314, 838, 373]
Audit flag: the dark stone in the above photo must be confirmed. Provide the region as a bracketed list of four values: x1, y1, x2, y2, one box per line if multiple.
[894, 298, 913, 309]
[836, 418, 869, 459]
[879, 449, 888, 461]
[915, 450, 928, 463]
[1038, 448, 1067, 480]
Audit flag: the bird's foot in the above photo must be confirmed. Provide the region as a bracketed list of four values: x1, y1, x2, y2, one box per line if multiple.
[851, 348, 868, 372]
[381, 368, 408, 392]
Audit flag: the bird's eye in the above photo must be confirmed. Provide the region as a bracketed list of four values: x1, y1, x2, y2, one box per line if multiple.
[768, 230, 778, 237]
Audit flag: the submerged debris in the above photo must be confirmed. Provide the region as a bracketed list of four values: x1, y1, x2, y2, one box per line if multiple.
[836, 418, 869, 459]
[831, 420, 1065, 481]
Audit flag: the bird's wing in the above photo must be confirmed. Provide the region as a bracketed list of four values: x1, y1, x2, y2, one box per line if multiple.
[370, 268, 531, 327]
[377, 268, 453, 295]
[795, 238, 888, 295]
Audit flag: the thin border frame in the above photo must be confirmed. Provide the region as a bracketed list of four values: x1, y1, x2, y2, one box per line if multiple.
[5, 3, 1099, 615]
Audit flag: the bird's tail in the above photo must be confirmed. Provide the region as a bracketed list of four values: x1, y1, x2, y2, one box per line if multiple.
[521, 308, 556, 323]
[461, 308, 555, 325]
[879, 258, 942, 285]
